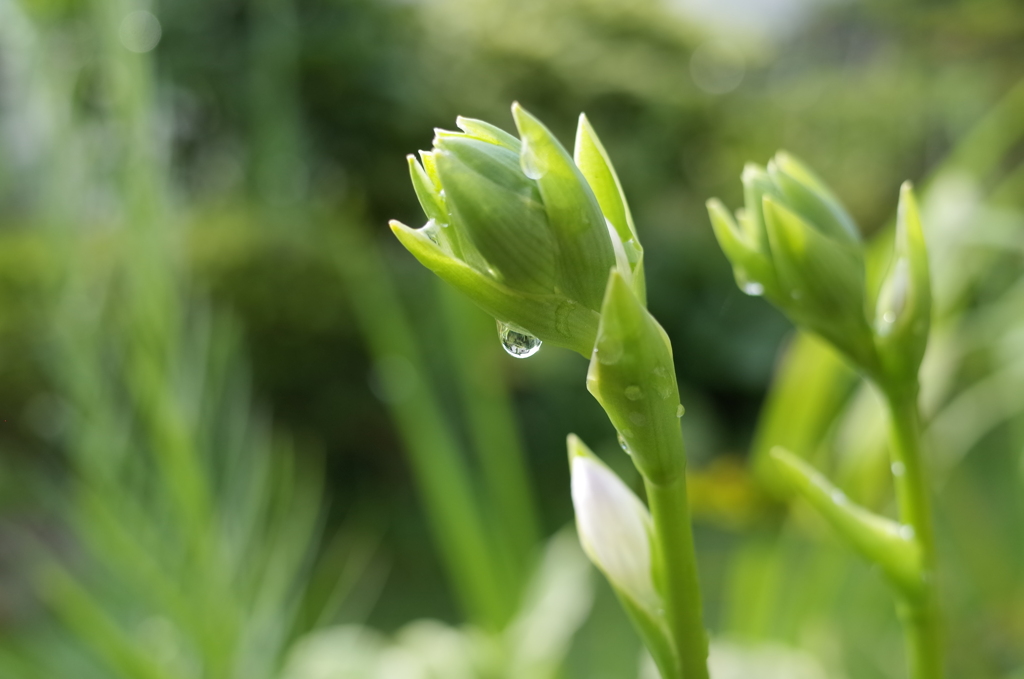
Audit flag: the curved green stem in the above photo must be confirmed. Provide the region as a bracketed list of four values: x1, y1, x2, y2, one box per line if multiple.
[885, 385, 943, 679]
[645, 472, 710, 679]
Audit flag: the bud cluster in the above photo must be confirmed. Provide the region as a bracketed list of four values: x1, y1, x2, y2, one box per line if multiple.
[392, 103, 644, 356]
[707, 152, 932, 391]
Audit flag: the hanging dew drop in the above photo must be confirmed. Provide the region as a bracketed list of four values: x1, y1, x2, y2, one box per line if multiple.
[617, 433, 633, 455]
[497, 321, 542, 358]
[676, 404, 685, 418]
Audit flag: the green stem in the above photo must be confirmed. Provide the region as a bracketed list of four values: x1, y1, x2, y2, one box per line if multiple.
[335, 228, 510, 630]
[644, 472, 710, 679]
[438, 285, 542, 588]
[885, 385, 943, 679]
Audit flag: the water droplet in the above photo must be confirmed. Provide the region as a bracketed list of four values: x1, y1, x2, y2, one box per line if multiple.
[676, 404, 685, 418]
[617, 433, 632, 455]
[625, 386, 643, 401]
[742, 281, 764, 296]
[899, 524, 916, 541]
[423, 219, 441, 245]
[497, 321, 542, 358]
[629, 412, 647, 426]
[830, 490, 847, 505]
[883, 311, 896, 323]
[891, 461, 906, 477]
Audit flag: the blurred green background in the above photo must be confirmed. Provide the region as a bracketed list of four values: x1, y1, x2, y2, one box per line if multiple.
[2, 0, 1024, 677]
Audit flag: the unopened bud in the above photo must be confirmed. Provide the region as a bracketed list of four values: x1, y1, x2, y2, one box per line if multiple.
[392, 105, 644, 356]
[874, 182, 932, 388]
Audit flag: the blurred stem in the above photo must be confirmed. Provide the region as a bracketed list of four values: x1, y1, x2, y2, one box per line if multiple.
[884, 384, 943, 679]
[644, 472, 709, 679]
[438, 284, 542, 586]
[333, 227, 510, 630]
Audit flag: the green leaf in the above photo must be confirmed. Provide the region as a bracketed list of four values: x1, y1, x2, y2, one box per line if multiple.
[390, 221, 599, 355]
[770, 447, 923, 594]
[586, 272, 685, 485]
[512, 102, 614, 311]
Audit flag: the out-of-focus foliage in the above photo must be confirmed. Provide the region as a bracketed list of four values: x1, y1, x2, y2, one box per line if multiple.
[2, 0, 1024, 677]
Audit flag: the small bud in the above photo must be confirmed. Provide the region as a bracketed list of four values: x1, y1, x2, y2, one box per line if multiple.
[569, 436, 658, 608]
[567, 435, 680, 677]
[392, 105, 642, 356]
[874, 182, 932, 389]
[587, 272, 684, 485]
[709, 152, 878, 373]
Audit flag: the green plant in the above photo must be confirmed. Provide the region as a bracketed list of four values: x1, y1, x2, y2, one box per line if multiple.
[709, 156, 940, 678]
[392, 104, 709, 679]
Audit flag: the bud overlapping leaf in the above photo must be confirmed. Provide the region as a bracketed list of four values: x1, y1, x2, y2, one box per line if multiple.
[391, 104, 643, 356]
[707, 152, 877, 372]
[567, 435, 680, 678]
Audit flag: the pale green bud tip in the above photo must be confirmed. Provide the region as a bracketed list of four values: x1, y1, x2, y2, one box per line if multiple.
[873, 181, 931, 385]
[568, 435, 658, 608]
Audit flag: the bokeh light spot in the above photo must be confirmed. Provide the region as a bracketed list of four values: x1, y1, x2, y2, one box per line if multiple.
[119, 10, 162, 53]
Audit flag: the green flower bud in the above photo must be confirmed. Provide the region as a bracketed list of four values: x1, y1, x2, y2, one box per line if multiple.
[874, 182, 932, 390]
[567, 435, 680, 678]
[392, 104, 642, 357]
[709, 152, 877, 373]
[586, 271, 685, 485]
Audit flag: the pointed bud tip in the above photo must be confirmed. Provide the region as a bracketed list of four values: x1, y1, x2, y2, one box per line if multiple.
[388, 219, 413, 236]
[741, 162, 767, 182]
[567, 434, 593, 462]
